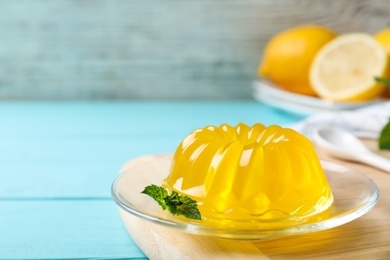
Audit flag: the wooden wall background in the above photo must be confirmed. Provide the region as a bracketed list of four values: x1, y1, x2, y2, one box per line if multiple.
[0, 0, 390, 100]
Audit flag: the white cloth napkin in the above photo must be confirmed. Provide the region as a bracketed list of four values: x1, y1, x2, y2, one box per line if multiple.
[291, 101, 390, 139]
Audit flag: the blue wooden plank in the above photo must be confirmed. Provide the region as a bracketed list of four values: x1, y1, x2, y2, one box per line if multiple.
[0, 101, 303, 136]
[0, 102, 304, 198]
[0, 139, 177, 198]
[0, 200, 147, 259]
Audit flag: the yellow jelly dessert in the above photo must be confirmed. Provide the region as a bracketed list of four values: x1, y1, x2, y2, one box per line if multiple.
[163, 123, 333, 224]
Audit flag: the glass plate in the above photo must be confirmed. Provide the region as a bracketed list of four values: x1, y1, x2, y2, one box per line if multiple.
[253, 79, 383, 115]
[112, 155, 379, 241]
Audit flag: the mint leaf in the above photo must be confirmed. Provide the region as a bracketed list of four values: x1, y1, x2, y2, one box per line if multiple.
[379, 118, 390, 150]
[142, 185, 202, 220]
[374, 77, 390, 89]
[141, 184, 169, 210]
[165, 191, 201, 220]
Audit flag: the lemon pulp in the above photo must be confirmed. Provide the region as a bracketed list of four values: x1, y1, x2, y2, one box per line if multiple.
[163, 123, 333, 226]
[310, 33, 388, 101]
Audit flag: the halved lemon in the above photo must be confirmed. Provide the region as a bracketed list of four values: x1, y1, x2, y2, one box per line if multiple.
[375, 27, 390, 55]
[374, 28, 390, 98]
[310, 33, 388, 102]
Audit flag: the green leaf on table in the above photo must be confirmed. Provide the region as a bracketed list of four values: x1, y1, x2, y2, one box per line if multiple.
[141, 184, 202, 220]
[379, 118, 390, 150]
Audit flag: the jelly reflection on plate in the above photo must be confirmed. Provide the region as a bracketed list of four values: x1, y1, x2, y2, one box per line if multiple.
[112, 155, 379, 241]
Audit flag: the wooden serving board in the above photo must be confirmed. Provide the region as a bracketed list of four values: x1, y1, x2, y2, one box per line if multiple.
[119, 140, 390, 260]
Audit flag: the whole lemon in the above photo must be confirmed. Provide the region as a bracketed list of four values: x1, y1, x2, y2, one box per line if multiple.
[259, 25, 337, 95]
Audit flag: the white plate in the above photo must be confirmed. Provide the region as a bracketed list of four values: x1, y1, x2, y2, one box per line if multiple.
[253, 80, 383, 115]
[112, 155, 379, 241]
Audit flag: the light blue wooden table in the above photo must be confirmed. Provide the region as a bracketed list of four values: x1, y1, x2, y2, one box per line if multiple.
[0, 101, 304, 259]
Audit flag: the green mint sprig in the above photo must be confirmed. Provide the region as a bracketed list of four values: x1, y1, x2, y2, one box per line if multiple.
[374, 76, 390, 88]
[141, 185, 201, 220]
[379, 118, 390, 150]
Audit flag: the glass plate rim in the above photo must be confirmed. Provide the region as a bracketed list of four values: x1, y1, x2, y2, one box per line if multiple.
[111, 157, 379, 240]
